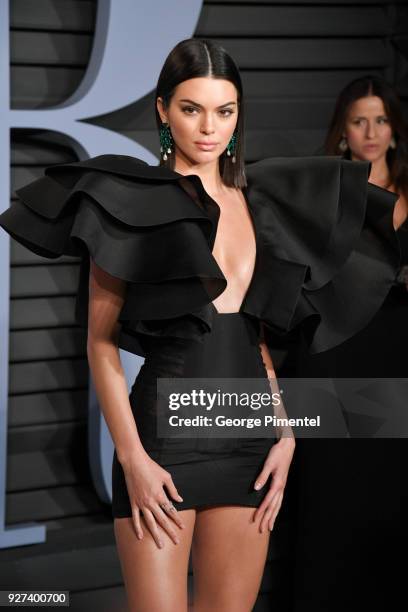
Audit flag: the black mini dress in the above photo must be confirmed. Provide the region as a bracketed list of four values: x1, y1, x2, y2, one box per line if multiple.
[0, 154, 401, 518]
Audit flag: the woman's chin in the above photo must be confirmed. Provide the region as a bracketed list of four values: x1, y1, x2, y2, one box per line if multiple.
[188, 150, 221, 165]
[352, 149, 387, 163]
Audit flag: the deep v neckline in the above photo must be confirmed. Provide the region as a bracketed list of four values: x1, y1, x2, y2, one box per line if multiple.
[175, 172, 259, 315]
[207, 185, 258, 315]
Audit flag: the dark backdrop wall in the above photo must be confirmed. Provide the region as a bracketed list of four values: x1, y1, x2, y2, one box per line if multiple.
[3, 1, 408, 611]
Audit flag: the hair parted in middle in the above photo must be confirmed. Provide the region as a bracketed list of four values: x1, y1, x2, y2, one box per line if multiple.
[155, 38, 246, 188]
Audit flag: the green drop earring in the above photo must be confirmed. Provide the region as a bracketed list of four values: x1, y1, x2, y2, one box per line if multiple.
[159, 122, 173, 161]
[226, 131, 237, 163]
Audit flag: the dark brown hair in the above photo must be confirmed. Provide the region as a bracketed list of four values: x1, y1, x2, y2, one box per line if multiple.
[155, 38, 246, 188]
[325, 74, 408, 198]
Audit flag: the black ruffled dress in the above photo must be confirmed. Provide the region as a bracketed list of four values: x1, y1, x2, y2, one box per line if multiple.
[0, 154, 400, 518]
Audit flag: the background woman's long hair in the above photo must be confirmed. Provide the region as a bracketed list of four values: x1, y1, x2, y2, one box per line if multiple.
[325, 75, 408, 199]
[155, 38, 246, 188]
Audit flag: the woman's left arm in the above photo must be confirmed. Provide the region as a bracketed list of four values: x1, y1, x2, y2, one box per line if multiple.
[252, 322, 296, 533]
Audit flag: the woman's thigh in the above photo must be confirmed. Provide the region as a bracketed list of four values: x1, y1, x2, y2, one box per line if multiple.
[191, 504, 271, 612]
[114, 509, 196, 612]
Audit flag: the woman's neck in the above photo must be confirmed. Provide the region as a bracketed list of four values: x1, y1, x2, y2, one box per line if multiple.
[174, 155, 227, 197]
[352, 153, 391, 188]
[350, 152, 408, 230]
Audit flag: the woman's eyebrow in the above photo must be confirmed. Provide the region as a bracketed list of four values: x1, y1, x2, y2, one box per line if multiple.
[178, 99, 237, 109]
[351, 114, 388, 119]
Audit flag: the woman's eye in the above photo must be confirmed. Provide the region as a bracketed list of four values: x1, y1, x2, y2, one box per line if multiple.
[378, 117, 388, 124]
[182, 106, 198, 114]
[181, 107, 234, 117]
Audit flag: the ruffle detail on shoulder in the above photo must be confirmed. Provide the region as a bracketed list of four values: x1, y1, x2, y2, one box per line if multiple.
[0, 155, 227, 357]
[2, 153, 401, 358]
[243, 156, 401, 354]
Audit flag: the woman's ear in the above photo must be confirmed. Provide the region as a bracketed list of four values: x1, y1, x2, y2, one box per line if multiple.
[156, 97, 168, 124]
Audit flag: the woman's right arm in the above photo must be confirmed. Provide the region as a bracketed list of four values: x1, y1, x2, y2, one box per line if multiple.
[86, 259, 185, 547]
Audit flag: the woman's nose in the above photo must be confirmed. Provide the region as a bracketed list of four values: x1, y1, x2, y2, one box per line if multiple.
[200, 114, 215, 134]
[366, 121, 377, 139]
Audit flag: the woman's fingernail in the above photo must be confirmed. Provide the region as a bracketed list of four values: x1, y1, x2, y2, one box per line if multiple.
[254, 482, 261, 490]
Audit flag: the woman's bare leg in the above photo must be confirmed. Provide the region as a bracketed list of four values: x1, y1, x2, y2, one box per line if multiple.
[191, 505, 271, 612]
[114, 509, 196, 612]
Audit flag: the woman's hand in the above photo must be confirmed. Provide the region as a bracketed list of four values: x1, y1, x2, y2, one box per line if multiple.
[120, 451, 186, 549]
[252, 436, 296, 534]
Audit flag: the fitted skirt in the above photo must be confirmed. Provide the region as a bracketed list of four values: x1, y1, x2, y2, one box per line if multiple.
[112, 311, 277, 517]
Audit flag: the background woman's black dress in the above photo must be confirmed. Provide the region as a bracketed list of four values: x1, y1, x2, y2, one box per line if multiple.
[282, 218, 408, 611]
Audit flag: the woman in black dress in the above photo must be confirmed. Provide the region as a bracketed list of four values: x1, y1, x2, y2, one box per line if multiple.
[0, 44, 400, 611]
[287, 75, 408, 611]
